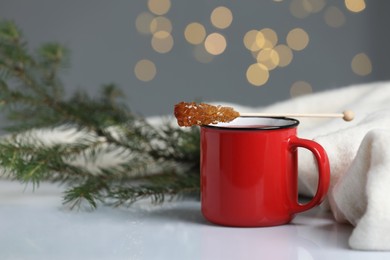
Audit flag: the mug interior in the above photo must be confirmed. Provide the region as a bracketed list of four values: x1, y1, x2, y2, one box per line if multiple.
[203, 117, 299, 130]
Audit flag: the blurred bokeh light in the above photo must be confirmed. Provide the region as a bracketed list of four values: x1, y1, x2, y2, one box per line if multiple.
[134, 59, 157, 82]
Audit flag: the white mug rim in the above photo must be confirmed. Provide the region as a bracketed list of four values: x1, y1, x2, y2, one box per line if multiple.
[201, 116, 299, 130]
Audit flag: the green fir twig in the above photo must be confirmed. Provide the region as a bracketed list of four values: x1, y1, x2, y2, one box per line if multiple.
[0, 19, 200, 209]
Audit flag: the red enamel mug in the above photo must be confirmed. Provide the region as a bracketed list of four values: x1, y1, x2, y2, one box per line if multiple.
[200, 117, 330, 227]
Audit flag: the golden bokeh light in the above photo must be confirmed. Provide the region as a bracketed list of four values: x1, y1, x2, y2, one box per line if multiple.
[290, 0, 326, 18]
[204, 33, 227, 55]
[243, 29, 278, 52]
[303, 0, 326, 13]
[151, 31, 174, 53]
[193, 44, 215, 63]
[286, 28, 309, 51]
[243, 30, 265, 52]
[184, 22, 206, 45]
[324, 6, 346, 28]
[150, 16, 172, 34]
[345, 0, 366, 13]
[148, 0, 171, 15]
[135, 12, 155, 35]
[256, 48, 280, 70]
[274, 44, 294, 67]
[260, 28, 278, 49]
[210, 6, 233, 29]
[134, 59, 157, 82]
[290, 0, 310, 19]
[290, 81, 313, 97]
[246, 63, 270, 87]
[351, 53, 372, 76]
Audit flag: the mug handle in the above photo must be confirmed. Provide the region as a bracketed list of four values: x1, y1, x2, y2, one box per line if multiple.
[289, 136, 330, 213]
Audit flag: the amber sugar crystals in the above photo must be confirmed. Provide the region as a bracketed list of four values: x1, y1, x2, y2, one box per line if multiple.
[174, 102, 239, 127]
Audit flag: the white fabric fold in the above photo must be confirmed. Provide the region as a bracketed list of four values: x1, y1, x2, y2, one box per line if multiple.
[331, 129, 390, 250]
[233, 81, 390, 250]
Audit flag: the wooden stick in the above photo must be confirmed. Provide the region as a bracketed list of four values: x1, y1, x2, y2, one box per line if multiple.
[239, 110, 355, 121]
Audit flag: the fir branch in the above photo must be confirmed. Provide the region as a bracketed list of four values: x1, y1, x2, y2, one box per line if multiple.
[0, 136, 93, 185]
[0, 19, 201, 210]
[63, 178, 108, 210]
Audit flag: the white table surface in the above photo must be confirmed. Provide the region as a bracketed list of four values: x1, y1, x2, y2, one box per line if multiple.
[1, 181, 390, 260]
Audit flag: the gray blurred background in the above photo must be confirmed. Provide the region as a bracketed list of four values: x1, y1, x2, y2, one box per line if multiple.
[0, 0, 388, 117]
